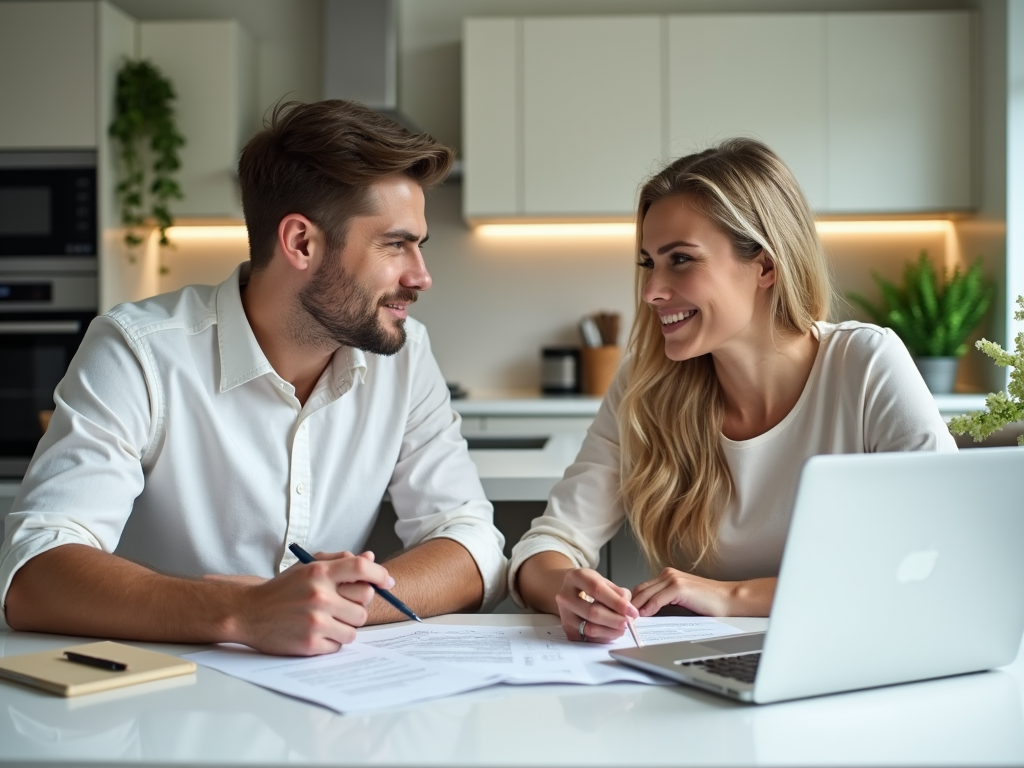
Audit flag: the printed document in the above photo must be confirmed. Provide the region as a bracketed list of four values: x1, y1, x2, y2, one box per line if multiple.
[186, 642, 500, 715]
[360, 616, 742, 685]
[186, 617, 742, 714]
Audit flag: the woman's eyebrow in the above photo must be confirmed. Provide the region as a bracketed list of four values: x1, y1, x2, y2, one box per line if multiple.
[656, 240, 699, 255]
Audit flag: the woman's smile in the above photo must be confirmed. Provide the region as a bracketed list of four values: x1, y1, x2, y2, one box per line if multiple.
[658, 308, 698, 333]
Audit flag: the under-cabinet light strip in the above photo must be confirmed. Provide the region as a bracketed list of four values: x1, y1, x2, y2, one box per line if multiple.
[158, 220, 957, 240]
[475, 220, 957, 237]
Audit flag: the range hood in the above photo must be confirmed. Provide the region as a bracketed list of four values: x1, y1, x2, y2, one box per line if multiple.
[322, 0, 419, 133]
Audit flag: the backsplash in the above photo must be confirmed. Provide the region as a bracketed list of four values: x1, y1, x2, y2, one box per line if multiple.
[147, 183, 1005, 395]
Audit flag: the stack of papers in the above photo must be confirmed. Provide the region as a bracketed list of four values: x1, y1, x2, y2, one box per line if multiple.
[186, 617, 742, 715]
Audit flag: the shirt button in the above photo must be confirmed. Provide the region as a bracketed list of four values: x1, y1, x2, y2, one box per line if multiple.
[295, 483, 305, 495]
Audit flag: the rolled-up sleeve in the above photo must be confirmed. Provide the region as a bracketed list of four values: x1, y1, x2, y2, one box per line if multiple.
[507, 364, 629, 607]
[0, 317, 152, 628]
[386, 330, 508, 610]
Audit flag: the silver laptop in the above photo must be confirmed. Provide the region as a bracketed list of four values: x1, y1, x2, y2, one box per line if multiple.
[611, 447, 1024, 704]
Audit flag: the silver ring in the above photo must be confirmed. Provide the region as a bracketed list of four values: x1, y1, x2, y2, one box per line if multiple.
[578, 619, 587, 641]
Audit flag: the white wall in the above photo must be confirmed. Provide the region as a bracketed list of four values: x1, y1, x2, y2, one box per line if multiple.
[107, 0, 322, 115]
[1006, 0, 1024, 381]
[97, 0, 1011, 394]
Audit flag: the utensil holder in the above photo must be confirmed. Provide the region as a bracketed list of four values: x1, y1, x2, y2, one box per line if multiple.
[581, 346, 621, 396]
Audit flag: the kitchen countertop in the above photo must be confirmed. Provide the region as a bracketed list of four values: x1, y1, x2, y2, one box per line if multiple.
[452, 389, 602, 417]
[0, 394, 997, 507]
[455, 390, 991, 418]
[467, 431, 585, 501]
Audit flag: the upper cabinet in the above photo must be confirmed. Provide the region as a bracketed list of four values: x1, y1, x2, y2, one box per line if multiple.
[521, 17, 662, 218]
[825, 12, 974, 213]
[0, 2, 98, 148]
[463, 11, 975, 222]
[139, 21, 257, 219]
[667, 14, 828, 211]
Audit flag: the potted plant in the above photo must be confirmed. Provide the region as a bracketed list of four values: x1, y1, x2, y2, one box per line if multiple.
[848, 250, 993, 394]
[947, 296, 1024, 446]
[108, 59, 186, 268]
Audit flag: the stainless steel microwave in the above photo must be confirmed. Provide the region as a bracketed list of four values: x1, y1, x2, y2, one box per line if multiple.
[0, 150, 97, 263]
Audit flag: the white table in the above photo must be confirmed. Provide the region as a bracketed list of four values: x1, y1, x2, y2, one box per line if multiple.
[1, 613, 1022, 766]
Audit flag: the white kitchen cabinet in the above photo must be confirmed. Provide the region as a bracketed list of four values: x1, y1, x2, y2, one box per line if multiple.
[138, 21, 256, 219]
[462, 18, 519, 221]
[0, 2, 97, 148]
[463, 11, 975, 221]
[667, 14, 828, 211]
[521, 17, 662, 217]
[826, 12, 974, 213]
[463, 16, 662, 222]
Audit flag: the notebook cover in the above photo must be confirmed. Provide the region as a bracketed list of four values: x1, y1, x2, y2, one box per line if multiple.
[0, 640, 196, 697]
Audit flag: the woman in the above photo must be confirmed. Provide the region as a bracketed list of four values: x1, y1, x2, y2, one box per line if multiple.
[511, 138, 956, 642]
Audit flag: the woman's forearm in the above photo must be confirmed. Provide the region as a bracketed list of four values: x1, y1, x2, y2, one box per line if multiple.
[727, 576, 777, 616]
[515, 551, 575, 615]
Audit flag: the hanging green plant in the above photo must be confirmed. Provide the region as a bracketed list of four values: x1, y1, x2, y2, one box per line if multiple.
[108, 59, 186, 266]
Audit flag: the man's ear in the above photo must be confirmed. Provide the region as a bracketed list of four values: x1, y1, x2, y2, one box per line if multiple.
[276, 214, 321, 272]
[753, 249, 776, 289]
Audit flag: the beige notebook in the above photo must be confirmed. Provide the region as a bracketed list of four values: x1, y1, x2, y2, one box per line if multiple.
[0, 640, 196, 697]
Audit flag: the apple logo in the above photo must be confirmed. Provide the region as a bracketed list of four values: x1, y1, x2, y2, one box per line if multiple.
[897, 550, 939, 583]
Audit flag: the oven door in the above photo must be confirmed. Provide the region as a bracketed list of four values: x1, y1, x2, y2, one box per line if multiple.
[0, 312, 94, 477]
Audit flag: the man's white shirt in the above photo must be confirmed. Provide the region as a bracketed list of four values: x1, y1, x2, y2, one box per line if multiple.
[0, 263, 507, 627]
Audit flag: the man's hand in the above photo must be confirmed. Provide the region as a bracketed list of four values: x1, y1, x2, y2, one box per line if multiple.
[232, 551, 394, 656]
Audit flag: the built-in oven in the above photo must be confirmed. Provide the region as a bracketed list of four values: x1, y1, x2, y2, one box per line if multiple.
[0, 273, 97, 477]
[0, 150, 97, 270]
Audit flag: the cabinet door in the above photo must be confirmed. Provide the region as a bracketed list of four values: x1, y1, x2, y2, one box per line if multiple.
[522, 17, 663, 218]
[0, 1, 96, 148]
[139, 21, 256, 219]
[826, 12, 973, 213]
[667, 14, 827, 211]
[463, 18, 520, 222]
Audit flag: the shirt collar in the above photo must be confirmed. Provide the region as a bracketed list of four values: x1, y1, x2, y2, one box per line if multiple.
[216, 262, 275, 393]
[216, 262, 369, 395]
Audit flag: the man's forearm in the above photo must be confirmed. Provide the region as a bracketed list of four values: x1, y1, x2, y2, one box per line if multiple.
[4, 544, 245, 642]
[367, 538, 484, 624]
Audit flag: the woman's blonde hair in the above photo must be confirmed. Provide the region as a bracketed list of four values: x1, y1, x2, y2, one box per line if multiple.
[619, 138, 833, 571]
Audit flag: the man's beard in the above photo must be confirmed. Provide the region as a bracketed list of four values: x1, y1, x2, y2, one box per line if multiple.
[296, 253, 417, 356]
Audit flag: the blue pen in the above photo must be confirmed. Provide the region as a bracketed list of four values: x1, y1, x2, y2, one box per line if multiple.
[288, 542, 422, 623]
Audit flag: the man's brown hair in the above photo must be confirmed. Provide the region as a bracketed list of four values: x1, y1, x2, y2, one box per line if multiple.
[237, 100, 454, 270]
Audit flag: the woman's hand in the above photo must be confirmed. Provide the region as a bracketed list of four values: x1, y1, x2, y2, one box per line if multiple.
[555, 568, 639, 643]
[631, 568, 777, 618]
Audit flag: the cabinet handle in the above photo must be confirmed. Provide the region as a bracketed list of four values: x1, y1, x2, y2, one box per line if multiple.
[0, 320, 82, 334]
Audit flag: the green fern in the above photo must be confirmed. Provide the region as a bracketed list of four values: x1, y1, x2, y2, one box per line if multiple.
[847, 250, 992, 357]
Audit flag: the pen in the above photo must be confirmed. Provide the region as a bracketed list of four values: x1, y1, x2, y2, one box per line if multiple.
[578, 590, 642, 647]
[288, 542, 422, 623]
[63, 651, 127, 671]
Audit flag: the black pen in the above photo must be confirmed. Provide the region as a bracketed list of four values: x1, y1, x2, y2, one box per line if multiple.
[63, 651, 127, 671]
[288, 542, 422, 623]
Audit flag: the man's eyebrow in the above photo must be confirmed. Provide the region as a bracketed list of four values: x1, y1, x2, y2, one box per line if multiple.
[382, 229, 428, 244]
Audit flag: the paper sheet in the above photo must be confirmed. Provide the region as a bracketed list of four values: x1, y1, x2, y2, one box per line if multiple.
[359, 617, 743, 685]
[186, 617, 744, 714]
[185, 642, 501, 715]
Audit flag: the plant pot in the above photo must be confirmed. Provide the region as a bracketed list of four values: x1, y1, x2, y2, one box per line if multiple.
[913, 356, 959, 394]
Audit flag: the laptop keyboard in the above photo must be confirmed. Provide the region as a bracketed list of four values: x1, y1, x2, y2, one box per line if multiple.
[678, 652, 761, 684]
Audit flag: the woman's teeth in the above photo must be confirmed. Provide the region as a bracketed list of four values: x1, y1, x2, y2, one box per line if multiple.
[661, 310, 696, 325]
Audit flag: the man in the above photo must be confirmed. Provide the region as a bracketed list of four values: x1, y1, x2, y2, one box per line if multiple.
[0, 100, 506, 655]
